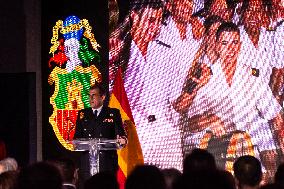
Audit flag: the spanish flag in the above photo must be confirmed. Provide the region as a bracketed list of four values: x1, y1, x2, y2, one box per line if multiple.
[109, 67, 144, 189]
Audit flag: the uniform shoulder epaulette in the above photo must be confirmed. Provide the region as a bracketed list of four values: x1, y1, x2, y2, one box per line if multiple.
[251, 68, 259, 77]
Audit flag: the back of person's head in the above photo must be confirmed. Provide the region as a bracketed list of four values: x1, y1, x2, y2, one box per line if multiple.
[233, 155, 262, 188]
[16, 161, 62, 189]
[183, 148, 216, 174]
[126, 165, 166, 189]
[0, 170, 18, 189]
[0, 157, 18, 174]
[259, 183, 283, 189]
[48, 157, 78, 184]
[173, 169, 236, 189]
[84, 172, 118, 189]
[161, 168, 182, 189]
[275, 163, 284, 188]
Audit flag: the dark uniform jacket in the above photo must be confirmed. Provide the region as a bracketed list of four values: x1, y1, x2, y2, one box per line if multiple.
[74, 106, 126, 174]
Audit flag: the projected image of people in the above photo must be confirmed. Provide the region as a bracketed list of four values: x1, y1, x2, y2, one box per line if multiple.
[109, 0, 284, 182]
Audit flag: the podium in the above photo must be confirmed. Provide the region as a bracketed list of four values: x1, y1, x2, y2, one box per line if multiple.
[70, 138, 123, 175]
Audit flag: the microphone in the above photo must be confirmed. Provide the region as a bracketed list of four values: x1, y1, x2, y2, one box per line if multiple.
[155, 40, 171, 48]
[183, 54, 212, 94]
[183, 66, 202, 94]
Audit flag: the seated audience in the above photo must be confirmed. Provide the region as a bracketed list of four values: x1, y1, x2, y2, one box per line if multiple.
[173, 169, 235, 189]
[161, 168, 182, 189]
[259, 183, 282, 189]
[125, 165, 166, 189]
[48, 157, 79, 189]
[84, 172, 118, 189]
[183, 148, 216, 174]
[16, 161, 62, 189]
[0, 170, 18, 189]
[233, 155, 262, 189]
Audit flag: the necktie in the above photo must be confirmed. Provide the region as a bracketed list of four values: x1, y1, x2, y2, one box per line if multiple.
[93, 110, 98, 119]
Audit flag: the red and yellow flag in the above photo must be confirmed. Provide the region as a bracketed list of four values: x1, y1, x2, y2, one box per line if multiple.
[109, 68, 144, 189]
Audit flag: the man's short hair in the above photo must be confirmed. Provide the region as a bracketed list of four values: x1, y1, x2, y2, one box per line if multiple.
[233, 155, 262, 187]
[183, 148, 216, 174]
[89, 83, 106, 96]
[203, 15, 224, 35]
[49, 157, 77, 183]
[216, 22, 240, 41]
[130, 0, 163, 12]
[17, 161, 63, 189]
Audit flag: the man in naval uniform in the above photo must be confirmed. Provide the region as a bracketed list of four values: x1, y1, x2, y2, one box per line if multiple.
[74, 83, 127, 178]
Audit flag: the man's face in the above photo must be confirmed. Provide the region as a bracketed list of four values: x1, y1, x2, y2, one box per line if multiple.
[172, 0, 193, 23]
[89, 88, 105, 109]
[217, 31, 241, 65]
[242, 0, 269, 31]
[131, 7, 163, 43]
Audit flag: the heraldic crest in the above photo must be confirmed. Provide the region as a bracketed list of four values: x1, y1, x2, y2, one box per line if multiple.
[48, 15, 102, 150]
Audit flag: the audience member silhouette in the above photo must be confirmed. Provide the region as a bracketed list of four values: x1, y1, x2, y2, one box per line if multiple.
[48, 157, 79, 189]
[233, 155, 262, 189]
[183, 148, 216, 174]
[173, 169, 236, 189]
[16, 161, 62, 189]
[125, 165, 166, 189]
[161, 168, 182, 189]
[0, 170, 18, 189]
[259, 183, 283, 189]
[275, 163, 284, 188]
[84, 172, 118, 189]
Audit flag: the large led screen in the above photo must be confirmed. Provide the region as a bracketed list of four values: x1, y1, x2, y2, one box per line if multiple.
[109, 0, 284, 179]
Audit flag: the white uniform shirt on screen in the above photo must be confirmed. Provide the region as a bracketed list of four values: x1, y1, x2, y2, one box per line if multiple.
[123, 38, 185, 169]
[187, 59, 282, 152]
[123, 16, 201, 169]
[138, 16, 201, 125]
[238, 26, 278, 85]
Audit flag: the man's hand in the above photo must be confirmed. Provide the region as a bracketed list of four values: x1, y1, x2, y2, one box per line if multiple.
[186, 112, 227, 135]
[172, 63, 211, 113]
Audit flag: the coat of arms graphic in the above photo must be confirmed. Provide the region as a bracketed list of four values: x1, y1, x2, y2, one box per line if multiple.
[48, 15, 102, 150]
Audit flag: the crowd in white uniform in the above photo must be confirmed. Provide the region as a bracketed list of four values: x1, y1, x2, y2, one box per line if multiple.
[110, 0, 284, 172]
